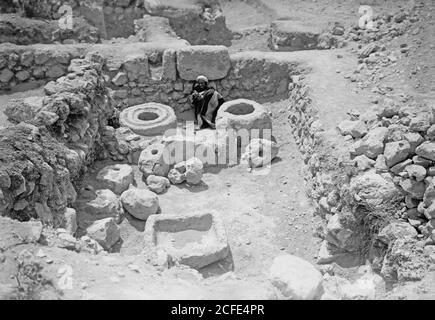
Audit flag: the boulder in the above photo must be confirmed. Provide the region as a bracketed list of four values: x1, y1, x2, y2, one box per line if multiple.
[5, 96, 44, 123]
[377, 222, 418, 245]
[325, 214, 355, 251]
[176, 46, 231, 81]
[404, 132, 424, 153]
[350, 171, 401, 206]
[409, 114, 431, 132]
[146, 175, 170, 194]
[390, 159, 413, 174]
[75, 189, 124, 220]
[416, 141, 435, 161]
[381, 238, 431, 282]
[322, 271, 385, 300]
[405, 165, 427, 182]
[377, 98, 400, 118]
[383, 140, 411, 167]
[427, 125, 435, 140]
[354, 155, 375, 171]
[120, 187, 159, 220]
[352, 127, 388, 159]
[242, 139, 279, 168]
[184, 157, 204, 185]
[62, 208, 77, 235]
[86, 217, 120, 250]
[399, 179, 426, 199]
[374, 154, 389, 173]
[96, 164, 134, 194]
[358, 43, 379, 58]
[337, 120, 367, 138]
[269, 254, 323, 300]
[168, 168, 185, 184]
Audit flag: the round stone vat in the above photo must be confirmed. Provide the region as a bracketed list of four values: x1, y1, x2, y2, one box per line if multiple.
[215, 99, 273, 154]
[119, 103, 177, 136]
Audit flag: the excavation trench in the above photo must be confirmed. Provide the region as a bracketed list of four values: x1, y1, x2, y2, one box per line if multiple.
[0, 45, 388, 292]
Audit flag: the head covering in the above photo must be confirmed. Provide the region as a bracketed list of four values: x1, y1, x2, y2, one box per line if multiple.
[196, 75, 208, 83]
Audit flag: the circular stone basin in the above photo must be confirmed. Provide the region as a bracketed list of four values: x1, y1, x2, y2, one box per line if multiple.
[119, 103, 177, 136]
[216, 98, 272, 132]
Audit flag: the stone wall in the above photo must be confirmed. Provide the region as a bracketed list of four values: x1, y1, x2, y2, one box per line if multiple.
[0, 52, 114, 225]
[106, 47, 297, 116]
[0, 14, 102, 45]
[0, 44, 81, 92]
[103, 0, 146, 39]
[287, 77, 433, 282]
[1, 0, 233, 44]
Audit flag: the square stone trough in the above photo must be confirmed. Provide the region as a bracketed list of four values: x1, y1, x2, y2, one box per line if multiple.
[144, 210, 230, 270]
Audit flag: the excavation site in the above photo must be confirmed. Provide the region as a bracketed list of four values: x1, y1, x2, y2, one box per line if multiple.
[0, 0, 434, 301]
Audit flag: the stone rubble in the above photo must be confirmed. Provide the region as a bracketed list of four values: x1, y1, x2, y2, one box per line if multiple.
[269, 254, 324, 300]
[120, 187, 159, 220]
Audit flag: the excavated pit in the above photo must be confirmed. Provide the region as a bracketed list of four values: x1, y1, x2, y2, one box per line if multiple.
[1, 0, 432, 300]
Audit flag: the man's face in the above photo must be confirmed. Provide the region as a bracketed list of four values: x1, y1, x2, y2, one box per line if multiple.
[198, 80, 207, 89]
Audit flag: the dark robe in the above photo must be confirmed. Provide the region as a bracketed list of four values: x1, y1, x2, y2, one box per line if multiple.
[189, 83, 225, 129]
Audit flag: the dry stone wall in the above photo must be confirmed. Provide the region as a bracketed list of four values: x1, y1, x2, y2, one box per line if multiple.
[0, 52, 114, 225]
[107, 48, 296, 117]
[287, 77, 434, 282]
[0, 14, 102, 45]
[0, 44, 80, 92]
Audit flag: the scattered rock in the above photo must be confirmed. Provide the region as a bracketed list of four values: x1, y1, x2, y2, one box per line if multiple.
[416, 141, 435, 161]
[184, 157, 204, 185]
[62, 208, 77, 235]
[75, 189, 124, 221]
[146, 175, 170, 194]
[358, 43, 379, 58]
[86, 217, 120, 250]
[381, 238, 431, 282]
[120, 187, 159, 220]
[168, 168, 185, 184]
[337, 120, 367, 138]
[384, 140, 411, 167]
[405, 165, 427, 182]
[325, 214, 356, 250]
[242, 138, 279, 168]
[352, 127, 388, 159]
[399, 178, 426, 199]
[96, 164, 134, 195]
[269, 254, 323, 300]
[377, 222, 418, 245]
[354, 155, 375, 171]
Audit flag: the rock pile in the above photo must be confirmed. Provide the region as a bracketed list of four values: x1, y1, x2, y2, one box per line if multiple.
[0, 52, 114, 223]
[287, 74, 433, 283]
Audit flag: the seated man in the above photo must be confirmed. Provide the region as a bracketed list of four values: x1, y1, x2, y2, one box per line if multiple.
[188, 75, 225, 129]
